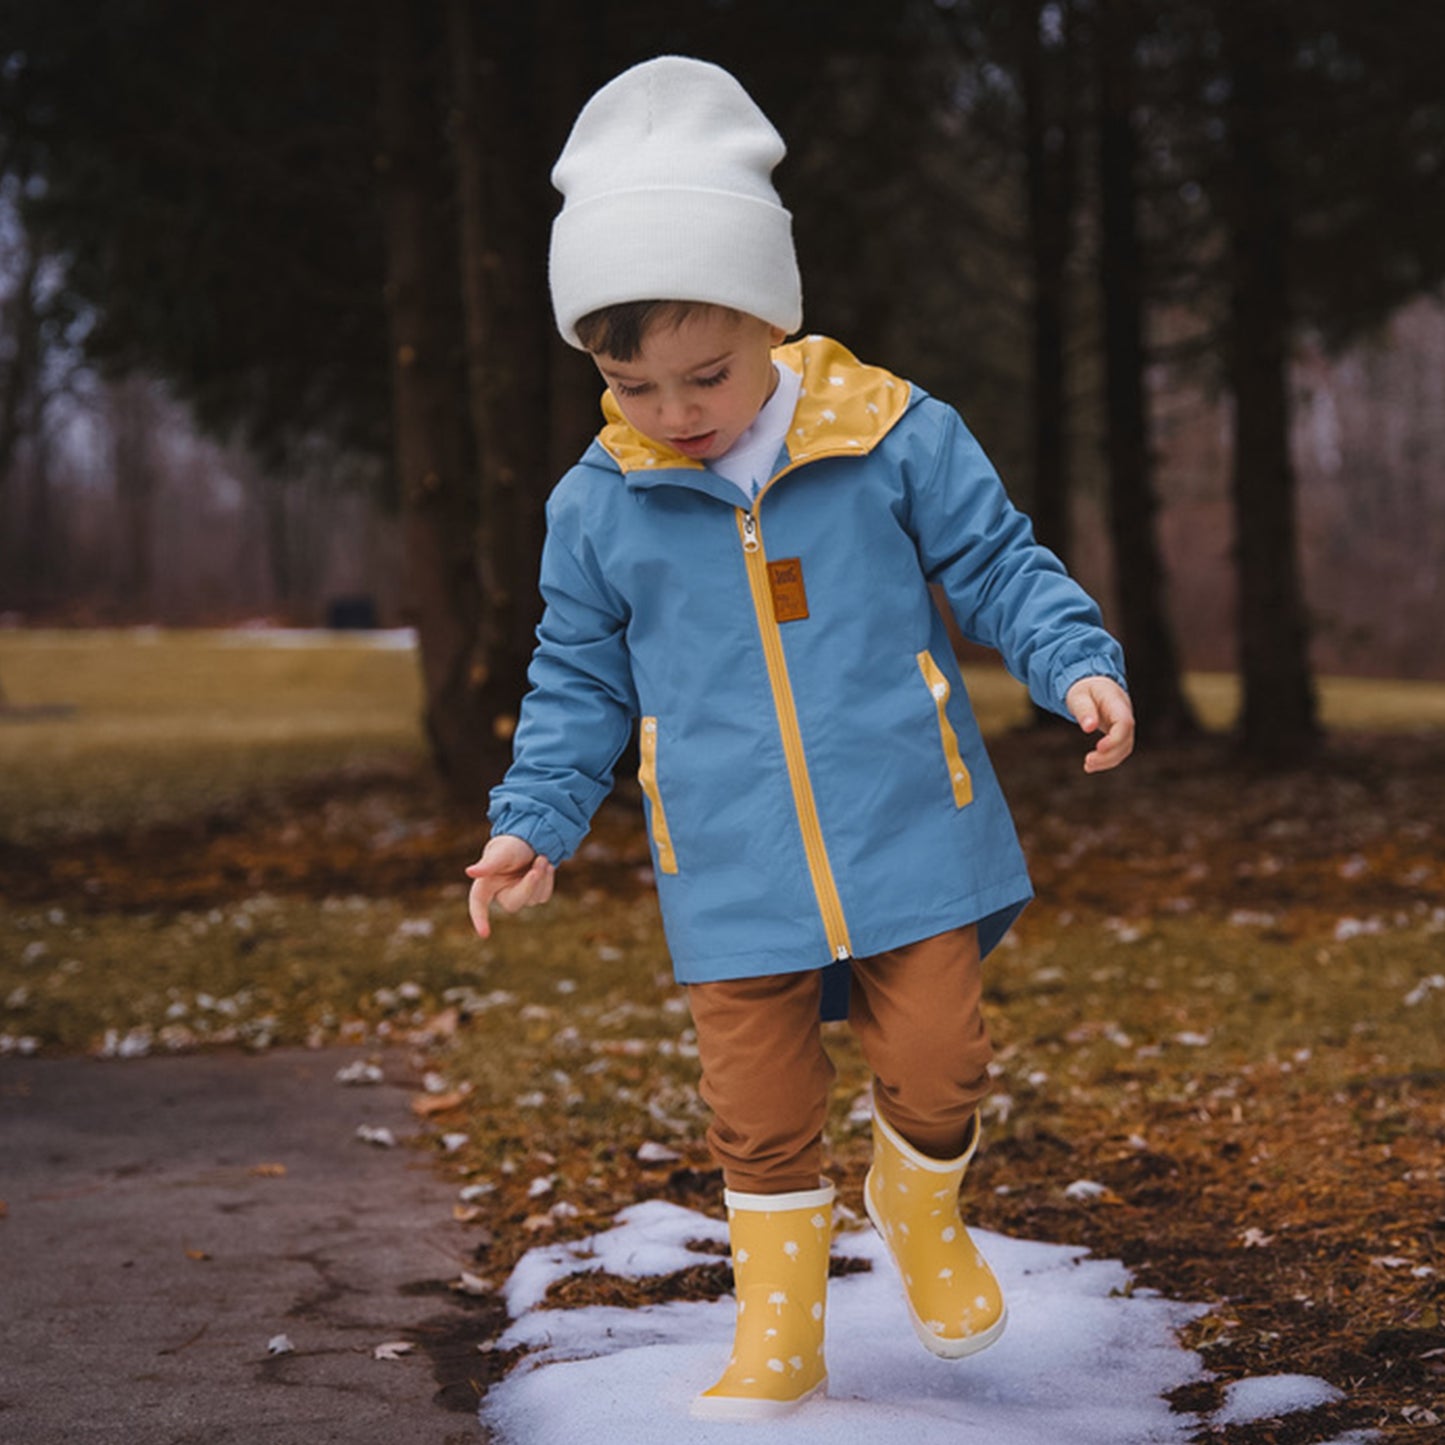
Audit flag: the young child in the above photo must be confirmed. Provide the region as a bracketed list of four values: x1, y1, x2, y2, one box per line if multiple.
[467, 56, 1133, 1420]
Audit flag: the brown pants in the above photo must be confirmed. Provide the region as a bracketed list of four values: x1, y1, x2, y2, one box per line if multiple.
[687, 926, 993, 1194]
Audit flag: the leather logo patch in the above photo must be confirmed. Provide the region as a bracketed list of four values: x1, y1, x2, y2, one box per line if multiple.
[767, 558, 809, 623]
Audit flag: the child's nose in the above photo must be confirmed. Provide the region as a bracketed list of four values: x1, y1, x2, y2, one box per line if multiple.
[657, 392, 697, 430]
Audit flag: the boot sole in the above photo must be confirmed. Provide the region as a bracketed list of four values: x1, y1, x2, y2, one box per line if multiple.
[690, 1374, 828, 1420]
[865, 1171, 1008, 1360]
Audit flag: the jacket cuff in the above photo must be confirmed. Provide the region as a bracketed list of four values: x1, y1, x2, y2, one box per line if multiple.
[485, 809, 573, 866]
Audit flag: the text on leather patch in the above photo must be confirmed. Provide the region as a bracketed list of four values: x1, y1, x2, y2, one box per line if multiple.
[767, 557, 809, 623]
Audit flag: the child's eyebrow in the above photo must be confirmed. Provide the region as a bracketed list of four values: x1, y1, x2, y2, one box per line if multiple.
[685, 350, 735, 373]
[598, 351, 735, 384]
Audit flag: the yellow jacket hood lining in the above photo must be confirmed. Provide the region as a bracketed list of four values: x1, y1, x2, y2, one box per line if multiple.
[596, 335, 913, 478]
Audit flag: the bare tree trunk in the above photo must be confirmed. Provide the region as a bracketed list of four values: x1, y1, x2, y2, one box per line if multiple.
[541, 3, 606, 480]
[374, 0, 494, 801]
[1221, 10, 1319, 763]
[22, 384, 57, 611]
[1020, 0, 1074, 569]
[111, 376, 160, 620]
[258, 470, 293, 619]
[1095, 0, 1198, 743]
[0, 245, 43, 609]
[1020, 0, 1080, 731]
[446, 0, 551, 740]
[0, 248, 41, 488]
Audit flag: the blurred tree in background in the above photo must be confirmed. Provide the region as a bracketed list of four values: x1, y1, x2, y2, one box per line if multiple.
[1, 0, 1443, 789]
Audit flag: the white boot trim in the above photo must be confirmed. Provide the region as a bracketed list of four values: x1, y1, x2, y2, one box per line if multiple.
[874, 1108, 980, 1173]
[724, 1180, 835, 1213]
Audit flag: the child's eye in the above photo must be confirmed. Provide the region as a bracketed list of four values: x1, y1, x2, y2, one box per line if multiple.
[613, 381, 651, 398]
[693, 368, 730, 388]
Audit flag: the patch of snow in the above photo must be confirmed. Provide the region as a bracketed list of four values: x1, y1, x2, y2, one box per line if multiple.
[1214, 1372, 1345, 1425]
[1334, 916, 1384, 942]
[503, 1200, 728, 1317]
[483, 1206, 1207, 1443]
[1063, 1179, 1111, 1202]
[1403, 974, 1444, 1007]
[335, 1060, 384, 1086]
[1228, 910, 1278, 928]
[635, 1141, 683, 1164]
[216, 627, 417, 650]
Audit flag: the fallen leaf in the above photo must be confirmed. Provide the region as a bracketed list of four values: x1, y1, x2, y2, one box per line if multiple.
[267, 1334, 295, 1356]
[453, 1204, 484, 1223]
[635, 1140, 682, 1164]
[184, 1248, 210, 1262]
[412, 1089, 469, 1117]
[248, 1162, 287, 1178]
[422, 1008, 460, 1039]
[355, 1124, 397, 1148]
[373, 1340, 414, 1360]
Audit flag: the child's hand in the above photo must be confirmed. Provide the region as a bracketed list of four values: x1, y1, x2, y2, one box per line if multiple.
[1065, 676, 1135, 773]
[465, 835, 555, 938]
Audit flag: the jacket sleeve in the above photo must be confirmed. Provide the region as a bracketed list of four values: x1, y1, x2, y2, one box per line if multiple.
[906, 401, 1127, 717]
[486, 488, 637, 863]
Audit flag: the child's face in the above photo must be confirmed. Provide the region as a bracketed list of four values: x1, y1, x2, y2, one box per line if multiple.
[591, 309, 787, 462]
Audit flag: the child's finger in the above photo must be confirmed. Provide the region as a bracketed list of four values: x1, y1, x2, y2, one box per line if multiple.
[468, 878, 496, 938]
[1084, 716, 1134, 772]
[494, 857, 554, 915]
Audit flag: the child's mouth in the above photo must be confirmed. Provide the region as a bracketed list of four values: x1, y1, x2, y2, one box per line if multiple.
[670, 431, 717, 458]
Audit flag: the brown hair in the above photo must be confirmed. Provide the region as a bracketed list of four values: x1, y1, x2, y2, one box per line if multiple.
[574, 300, 741, 361]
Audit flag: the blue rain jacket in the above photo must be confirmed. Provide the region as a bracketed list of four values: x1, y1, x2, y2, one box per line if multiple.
[489, 337, 1126, 992]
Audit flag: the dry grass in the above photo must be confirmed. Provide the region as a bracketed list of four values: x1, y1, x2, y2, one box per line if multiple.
[0, 629, 424, 840]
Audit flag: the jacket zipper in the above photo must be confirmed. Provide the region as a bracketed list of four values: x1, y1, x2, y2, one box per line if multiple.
[737, 506, 853, 962]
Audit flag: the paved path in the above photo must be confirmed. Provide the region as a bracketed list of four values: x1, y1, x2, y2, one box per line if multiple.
[0, 1048, 502, 1444]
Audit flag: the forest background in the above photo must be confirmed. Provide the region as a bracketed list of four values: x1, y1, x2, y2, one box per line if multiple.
[2, 0, 1444, 787]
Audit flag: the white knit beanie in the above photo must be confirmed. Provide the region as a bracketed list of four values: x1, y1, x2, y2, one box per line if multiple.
[549, 56, 803, 349]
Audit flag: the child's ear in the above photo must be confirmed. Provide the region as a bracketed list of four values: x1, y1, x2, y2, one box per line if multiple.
[768, 325, 787, 346]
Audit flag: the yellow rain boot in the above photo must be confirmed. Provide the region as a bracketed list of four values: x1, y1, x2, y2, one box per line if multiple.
[865, 1110, 1007, 1358]
[692, 1182, 834, 1420]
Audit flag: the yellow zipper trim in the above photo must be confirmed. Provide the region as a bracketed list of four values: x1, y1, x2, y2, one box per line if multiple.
[917, 651, 974, 808]
[737, 508, 852, 961]
[637, 717, 679, 875]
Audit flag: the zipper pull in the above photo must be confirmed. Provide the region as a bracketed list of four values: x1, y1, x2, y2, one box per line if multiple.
[741, 511, 760, 553]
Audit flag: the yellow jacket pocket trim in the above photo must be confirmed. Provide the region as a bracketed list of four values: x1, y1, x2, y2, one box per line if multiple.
[917, 652, 973, 809]
[637, 717, 679, 874]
